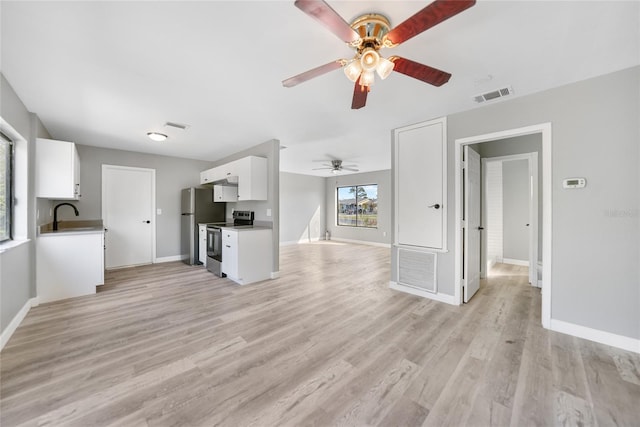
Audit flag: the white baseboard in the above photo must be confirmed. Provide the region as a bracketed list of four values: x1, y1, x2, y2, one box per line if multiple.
[1, 297, 38, 351]
[503, 258, 529, 267]
[270, 271, 280, 279]
[389, 281, 457, 305]
[155, 255, 187, 263]
[332, 237, 391, 248]
[549, 319, 640, 354]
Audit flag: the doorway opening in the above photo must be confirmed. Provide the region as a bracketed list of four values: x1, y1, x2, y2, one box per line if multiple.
[481, 152, 539, 286]
[454, 123, 552, 329]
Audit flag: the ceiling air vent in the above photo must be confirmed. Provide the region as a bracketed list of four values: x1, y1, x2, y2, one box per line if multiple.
[164, 121, 190, 131]
[473, 86, 514, 103]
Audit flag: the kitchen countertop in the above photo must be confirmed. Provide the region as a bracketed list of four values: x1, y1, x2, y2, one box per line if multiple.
[39, 219, 105, 236]
[218, 225, 272, 232]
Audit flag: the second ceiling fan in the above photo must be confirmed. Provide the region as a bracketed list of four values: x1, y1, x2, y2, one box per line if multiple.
[282, 0, 476, 109]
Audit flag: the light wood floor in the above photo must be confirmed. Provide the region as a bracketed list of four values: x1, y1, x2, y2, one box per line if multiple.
[1, 242, 639, 426]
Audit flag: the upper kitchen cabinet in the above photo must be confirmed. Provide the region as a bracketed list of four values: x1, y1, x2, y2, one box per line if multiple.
[201, 155, 267, 201]
[235, 156, 267, 201]
[36, 138, 81, 199]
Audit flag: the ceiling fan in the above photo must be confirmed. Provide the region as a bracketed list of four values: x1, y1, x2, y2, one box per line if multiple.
[282, 0, 476, 109]
[313, 159, 359, 174]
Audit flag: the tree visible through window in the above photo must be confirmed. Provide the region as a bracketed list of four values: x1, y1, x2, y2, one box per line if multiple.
[0, 133, 13, 242]
[337, 184, 378, 228]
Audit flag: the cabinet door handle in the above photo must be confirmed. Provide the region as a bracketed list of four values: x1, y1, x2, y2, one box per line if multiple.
[143, 220, 151, 224]
[428, 203, 441, 209]
[225, 245, 231, 248]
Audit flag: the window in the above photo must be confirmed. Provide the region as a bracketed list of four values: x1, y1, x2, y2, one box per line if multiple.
[337, 184, 378, 228]
[0, 132, 13, 242]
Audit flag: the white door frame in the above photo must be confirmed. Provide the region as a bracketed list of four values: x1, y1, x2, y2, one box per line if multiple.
[101, 164, 157, 267]
[481, 152, 539, 286]
[454, 123, 552, 329]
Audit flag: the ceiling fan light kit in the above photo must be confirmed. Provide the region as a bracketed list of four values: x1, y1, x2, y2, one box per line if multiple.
[283, 0, 476, 109]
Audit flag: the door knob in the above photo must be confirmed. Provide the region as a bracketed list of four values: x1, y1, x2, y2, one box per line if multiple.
[428, 203, 441, 209]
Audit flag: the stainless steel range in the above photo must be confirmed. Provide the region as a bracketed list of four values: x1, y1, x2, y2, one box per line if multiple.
[206, 210, 254, 276]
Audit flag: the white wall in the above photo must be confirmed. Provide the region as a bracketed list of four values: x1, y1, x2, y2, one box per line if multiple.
[325, 169, 391, 245]
[426, 65, 638, 340]
[279, 172, 326, 244]
[0, 74, 50, 335]
[55, 144, 214, 258]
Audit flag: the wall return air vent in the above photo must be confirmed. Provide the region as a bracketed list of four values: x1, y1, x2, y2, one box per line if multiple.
[473, 86, 514, 103]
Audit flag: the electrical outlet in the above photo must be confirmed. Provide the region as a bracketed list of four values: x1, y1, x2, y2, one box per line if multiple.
[157, 208, 162, 215]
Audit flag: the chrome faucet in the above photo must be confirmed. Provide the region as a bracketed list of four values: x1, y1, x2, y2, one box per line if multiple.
[53, 203, 79, 231]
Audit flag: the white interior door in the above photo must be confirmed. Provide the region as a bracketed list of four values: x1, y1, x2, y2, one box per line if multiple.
[396, 119, 445, 249]
[102, 165, 155, 269]
[464, 146, 481, 302]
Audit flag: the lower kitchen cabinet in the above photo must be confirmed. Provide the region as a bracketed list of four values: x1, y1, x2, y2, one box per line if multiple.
[221, 228, 272, 285]
[198, 224, 207, 265]
[36, 231, 105, 303]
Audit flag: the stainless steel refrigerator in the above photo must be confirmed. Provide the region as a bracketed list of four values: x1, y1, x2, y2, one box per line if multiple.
[181, 187, 226, 265]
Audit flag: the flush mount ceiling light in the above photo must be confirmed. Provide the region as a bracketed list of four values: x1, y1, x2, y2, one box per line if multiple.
[147, 132, 168, 142]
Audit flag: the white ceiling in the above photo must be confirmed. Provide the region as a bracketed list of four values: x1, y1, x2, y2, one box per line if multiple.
[2, 1, 638, 176]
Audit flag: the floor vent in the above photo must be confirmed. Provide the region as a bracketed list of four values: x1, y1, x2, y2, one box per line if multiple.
[473, 86, 514, 103]
[398, 248, 437, 293]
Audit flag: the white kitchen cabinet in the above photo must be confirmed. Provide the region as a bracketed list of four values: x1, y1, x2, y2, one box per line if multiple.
[200, 160, 239, 185]
[221, 228, 272, 285]
[213, 185, 238, 202]
[200, 156, 267, 201]
[221, 230, 239, 279]
[36, 231, 104, 303]
[36, 138, 81, 199]
[235, 156, 267, 201]
[198, 224, 207, 264]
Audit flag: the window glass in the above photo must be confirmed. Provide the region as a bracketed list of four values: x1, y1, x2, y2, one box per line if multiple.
[0, 135, 12, 241]
[337, 184, 378, 228]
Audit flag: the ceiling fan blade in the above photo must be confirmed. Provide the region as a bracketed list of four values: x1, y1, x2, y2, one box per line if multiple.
[312, 167, 333, 170]
[390, 56, 451, 87]
[385, 0, 476, 46]
[282, 60, 344, 87]
[294, 0, 360, 44]
[342, 167, 360, 172]
[351, 77, 368, 109]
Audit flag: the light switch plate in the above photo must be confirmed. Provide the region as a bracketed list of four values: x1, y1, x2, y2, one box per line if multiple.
[266, 208, 272, 217]
[157, 208, 162, 215]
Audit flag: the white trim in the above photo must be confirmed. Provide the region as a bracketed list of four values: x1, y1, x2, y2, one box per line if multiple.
[454, 123, 552, 329]
[550, 319, 640, 354]
[389, 281, 456, 305]
[102, 165, 157, 268]
[0, 238, 30, 254]
[503, 258, 529, 266]
[331, 237, 391, 248]
[270, 271, 280, 279]
[1, 297, 38, 351]
[155, 255, 187, 263]
[537, 280, 543, 287]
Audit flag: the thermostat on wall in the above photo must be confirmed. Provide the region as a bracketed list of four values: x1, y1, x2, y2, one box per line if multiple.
[563, 177, 586, 189]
